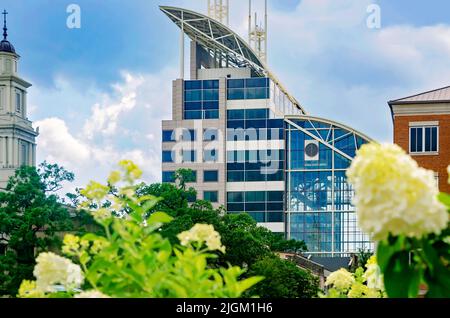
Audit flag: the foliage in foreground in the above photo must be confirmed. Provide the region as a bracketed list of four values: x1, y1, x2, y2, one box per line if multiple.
[18, 161, 263, 298]
[0, 163, 75, 296]
[323, 143, 450, 298]
[138, 177, 317, 298]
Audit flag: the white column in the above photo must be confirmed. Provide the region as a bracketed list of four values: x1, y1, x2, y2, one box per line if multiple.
[0, 137, 3, 166]
[28, 142, 33, 166]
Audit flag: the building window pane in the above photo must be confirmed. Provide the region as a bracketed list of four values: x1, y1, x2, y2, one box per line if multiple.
[204, 110, 219, 119]
[16, 92, 21, 112]
[162, 130, 175, 142]
[204, 149, 218, 162]
[182, 150, 196, 163]
[204, 129, 218, 141]
[162, 151, 174, 163]
[227, 110, 245, 120]
[203, 80, 219, 89]
[182, 129, 196, 141]
[185, 80, 202, 90]
[431, 127, 438, 152]
[184, 111, 202, 120]
[187, 192, 197, 203]
[204, 170, 218, 182]
[410, 126, 438, 153]
[184, 102, 202, 111]
[204, 191, 218, 203]
[162, 171, 175, 183]
[203, 101, 219, 110]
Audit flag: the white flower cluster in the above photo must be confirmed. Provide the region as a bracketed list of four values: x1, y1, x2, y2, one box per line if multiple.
[177, 224, 226, 253]
[363, 256, 384, 290]
[325, 268, 355, 290]
[33, 252, 84, 292]
[347, 143, 448, 240]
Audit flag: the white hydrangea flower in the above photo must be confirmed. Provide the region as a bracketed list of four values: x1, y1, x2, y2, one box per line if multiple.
[177, 224, 226, 253]
[347, 143, 448, 240]
[325, 268, 355, 290]
[75, 290, 110, 298]
[33, 252, 84, 292]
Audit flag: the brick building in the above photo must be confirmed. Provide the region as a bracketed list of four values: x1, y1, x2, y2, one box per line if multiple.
[389, 86, 450, 193]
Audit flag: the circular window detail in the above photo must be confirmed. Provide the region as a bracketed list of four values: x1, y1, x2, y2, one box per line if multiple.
[305, 142, 319, 157]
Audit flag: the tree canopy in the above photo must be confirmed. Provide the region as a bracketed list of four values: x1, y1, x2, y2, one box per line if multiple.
[0, 163, 74, 296]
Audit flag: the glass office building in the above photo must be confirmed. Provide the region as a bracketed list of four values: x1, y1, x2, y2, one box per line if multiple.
[285, 117, 373, 255]
[160, 6, 374, 256]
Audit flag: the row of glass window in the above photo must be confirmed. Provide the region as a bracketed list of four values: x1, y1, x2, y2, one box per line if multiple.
[162, 150, 219, 163]
[185, 80, 220, 90]
[227, 170, 284, 182]
[229, 211, 283, 223]
[227, 128, 284, 141]
[227, 150, 285, 163]
[162, 170, 219, 183]
[185, 101, 219, 111]
[162, 170, 197, 183]
[227, 87, 270, 100]
[184, 110, 219, 120]
[227, 119, 284, 129]
[185, 89, 219, 102]
[227, 78, 270, 89]
[227, 109, 269, 120]
[227, 162, 283, 171]
[227, 191, 284, 203]
[162, 129, 219, 142]
[228, 202, 283, 212]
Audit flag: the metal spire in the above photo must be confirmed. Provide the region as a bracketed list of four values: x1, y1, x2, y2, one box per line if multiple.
[2, 10, 7, 40]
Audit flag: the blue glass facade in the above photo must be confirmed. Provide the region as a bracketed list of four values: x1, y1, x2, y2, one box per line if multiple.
[184, 80, 220, 120]
[285, 118, 373, 255]
[227, 191, 284, 222]
[227, 78, 270, 100]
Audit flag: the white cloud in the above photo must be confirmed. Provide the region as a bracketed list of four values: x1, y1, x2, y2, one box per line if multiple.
[32, 68, 176, 194]
[34, 117, 90, 165]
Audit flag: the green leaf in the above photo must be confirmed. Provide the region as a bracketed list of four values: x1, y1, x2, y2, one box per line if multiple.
[147, 212, 173, 225]
[236, 276, 265, 294]
[437, 192, 450, 208]
[377, 236, 403, 272]
[384, 251, 421, 298]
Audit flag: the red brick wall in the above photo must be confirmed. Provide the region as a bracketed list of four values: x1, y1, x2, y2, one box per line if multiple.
[393, 114, 450, 193]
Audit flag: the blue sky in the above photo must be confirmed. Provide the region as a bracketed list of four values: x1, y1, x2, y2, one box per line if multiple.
[3, 0, 450, 192]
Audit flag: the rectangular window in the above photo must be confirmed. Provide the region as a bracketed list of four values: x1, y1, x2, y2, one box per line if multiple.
[204, 191, 218, 203]
[0, 87, 3, 110]
[21, 142, 28, 166]
[182, 150, 196, 163]
[204, 149, 218, 162]
[182, 129, 196, 141]
[187, 192, 197, 203]
[162, 151, 174, 163]
[162, 171, 175, 183]
[204, 170, 219, 182]
[16, 91, 21, 112]
[410, 126, 438, 153]
[204, 129, 218, 141]
[162, 130, 175, 142]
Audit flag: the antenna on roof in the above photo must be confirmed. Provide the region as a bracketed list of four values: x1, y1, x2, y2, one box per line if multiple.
[207, 0, 229, 26]
[248, 0, 268, 63]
